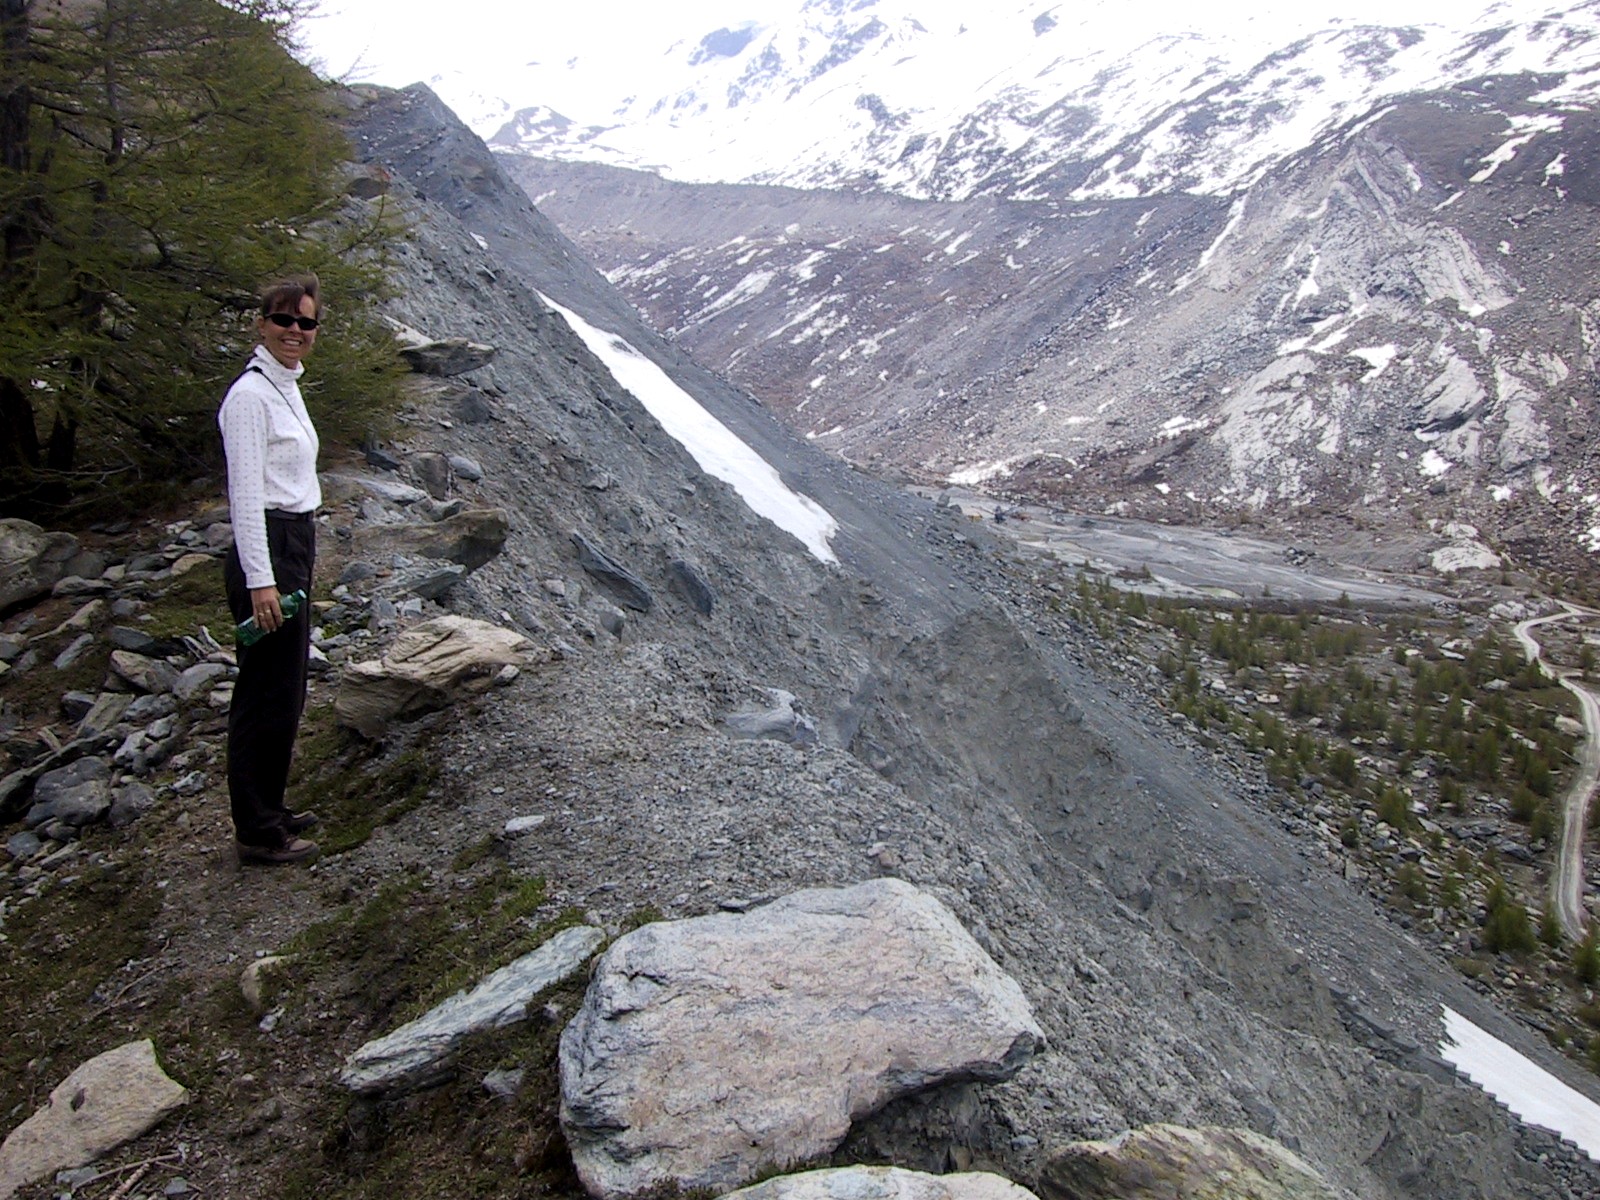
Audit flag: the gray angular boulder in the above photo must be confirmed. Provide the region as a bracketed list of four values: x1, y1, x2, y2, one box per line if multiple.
[0, 1039, 187, 1199]
[350, 507, 510, 572]
[1038, 1125, 1344, 1200]
[411, 451, 453, 499]
[725, 1168, 1039, 1200]
[724, 688, 817, 746]
[571, 532, 653, 613]
[25, 758, 112, 830]
[340, 924, 603, 1094]
[398, 336, 496, 376]
[667, 558, 715, 616]
[0, 519, 78, 612]
[559, 879, 1044, 1199]
[335, 614, 532, 737]
[108, 651, 178, 695]
[448, 453, 484, 481]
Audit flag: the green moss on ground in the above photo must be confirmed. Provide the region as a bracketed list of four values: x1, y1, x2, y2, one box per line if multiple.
[274, 870, 596, 1200]
[144, 557, 233, 642]
[0, 861, 161, 1116]
[289, 866, 575, 1030]
[280, 974, 592, 1200]
[287, 709, 443, 856]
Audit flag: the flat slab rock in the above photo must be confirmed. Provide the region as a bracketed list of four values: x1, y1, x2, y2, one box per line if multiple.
[559, 878, 1044, 1199]
[340, 924, 604, 1094]
[0, 1039, 187, 1199]
[334, 614, 531, 737]
[726, 1167, 1039, 1200]
[1038, 1124, 1344, 1200]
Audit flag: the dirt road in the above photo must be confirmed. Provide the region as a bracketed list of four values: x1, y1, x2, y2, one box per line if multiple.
[1514, 603, 1600, 939]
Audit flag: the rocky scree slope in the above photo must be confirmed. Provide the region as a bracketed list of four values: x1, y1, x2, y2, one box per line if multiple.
[0, 80, 1594, 1198]
[502, 74, 1600, 582]
[342, 84, 1600, 1199]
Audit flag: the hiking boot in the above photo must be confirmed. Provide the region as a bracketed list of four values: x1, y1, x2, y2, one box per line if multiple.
[236, 837, 320, 866]
[286, 810, 319, 833]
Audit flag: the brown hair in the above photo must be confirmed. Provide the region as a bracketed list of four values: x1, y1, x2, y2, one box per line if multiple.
[259, 272, 322, 318]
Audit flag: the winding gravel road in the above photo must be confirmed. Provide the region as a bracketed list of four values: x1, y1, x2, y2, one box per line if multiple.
[1514, 603, 1600, 939]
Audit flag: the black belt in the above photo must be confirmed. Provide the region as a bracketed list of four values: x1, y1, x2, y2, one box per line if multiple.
[265, 508, 315, 522]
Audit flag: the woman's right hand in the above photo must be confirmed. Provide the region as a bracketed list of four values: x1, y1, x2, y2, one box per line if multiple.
[250, 586, 284, 632]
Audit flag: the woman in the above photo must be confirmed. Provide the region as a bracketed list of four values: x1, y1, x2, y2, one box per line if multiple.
[218, 273, 324, 865]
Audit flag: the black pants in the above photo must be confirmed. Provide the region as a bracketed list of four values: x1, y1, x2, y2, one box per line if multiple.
[224, 513, 315, 847]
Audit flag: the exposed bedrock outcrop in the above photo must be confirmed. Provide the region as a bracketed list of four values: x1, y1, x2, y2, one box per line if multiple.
[558, 879, 1043, 1199]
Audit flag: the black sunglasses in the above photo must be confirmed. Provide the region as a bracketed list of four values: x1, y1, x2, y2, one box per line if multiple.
[265, 312, 320, 331]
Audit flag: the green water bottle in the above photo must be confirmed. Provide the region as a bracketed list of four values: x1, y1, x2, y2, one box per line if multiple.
[235, 588, 307, 648]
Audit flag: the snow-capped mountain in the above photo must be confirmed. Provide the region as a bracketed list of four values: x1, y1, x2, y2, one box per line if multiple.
[455, 0, 1600, 203]
[455, 0, 1600, 573]
[501, 88, 1600, 572]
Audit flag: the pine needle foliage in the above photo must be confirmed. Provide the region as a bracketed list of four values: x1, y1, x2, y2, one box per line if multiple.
[0, 0, 404, 514]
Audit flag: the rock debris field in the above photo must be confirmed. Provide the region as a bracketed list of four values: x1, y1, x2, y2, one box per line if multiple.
[0, 80, 1598, 1200]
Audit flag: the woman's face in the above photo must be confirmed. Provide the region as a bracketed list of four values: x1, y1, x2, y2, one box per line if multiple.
[258, 293, 319, 369]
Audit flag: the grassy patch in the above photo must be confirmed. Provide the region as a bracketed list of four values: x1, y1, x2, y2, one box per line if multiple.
[279, 974, 593, 1200]
[287, 709, 443, 856]
[143, 556, 233, 641]
[273, 870, 596, 1200]
[0, 861, 161, 1116]
[289, 867, 572, 1030]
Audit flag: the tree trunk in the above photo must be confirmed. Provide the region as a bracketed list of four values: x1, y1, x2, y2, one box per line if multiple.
[0, 0, 29, 262]
[0, 376, 39, 471]
[0, 0, 37, 483]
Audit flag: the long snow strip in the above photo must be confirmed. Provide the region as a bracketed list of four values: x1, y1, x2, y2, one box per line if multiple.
[541, 294, 839, 564]
[1441, 1005, 1600, 1159]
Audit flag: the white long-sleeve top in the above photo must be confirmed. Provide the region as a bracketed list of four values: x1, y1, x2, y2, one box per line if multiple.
[218, 345, 322, 589]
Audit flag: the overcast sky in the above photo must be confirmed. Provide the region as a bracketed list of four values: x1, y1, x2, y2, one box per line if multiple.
[298, 0, 755, 85]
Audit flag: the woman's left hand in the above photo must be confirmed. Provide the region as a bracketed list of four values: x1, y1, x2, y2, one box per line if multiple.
[250, 585, 284, 632]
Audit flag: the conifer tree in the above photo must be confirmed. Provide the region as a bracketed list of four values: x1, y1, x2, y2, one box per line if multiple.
[1481, 876, 1536, 955]
[1575, 928, 1600, 986]
[0, 0, 400, 513]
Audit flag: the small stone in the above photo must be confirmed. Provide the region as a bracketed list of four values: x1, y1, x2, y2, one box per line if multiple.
[51, 576, 112, 598]
[357, 475, 427, 505]
[169, 553, 212, 577]
[60, 691, 97, 722]
[171, 771, 207, 796]
[5, 831, 42, 861]
[396, 564, 466, 600]
[411, 452, 453, 499]
[174, 662, 229, 703]
[482, 1068, 525, 1099]
[107, 782, 157, 830]
[164, 1175, 195, 1196]
[52, 633, 97, 671]
[25, 758, 113, 830]
[241, 957, 291, 1016]
[108, 626, 160, 655]
[339, 925, 604, 1094]
[0, 1039, 187, 1196]
[54, 598, 105, 634]
[504, 815, 547, 835]
[449, 454, 485, 481]
[108, 651, 178, 695]
[123, 693, 177, 724]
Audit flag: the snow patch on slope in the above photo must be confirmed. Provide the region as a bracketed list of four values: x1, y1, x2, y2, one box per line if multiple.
[540, 294, 839, 563]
